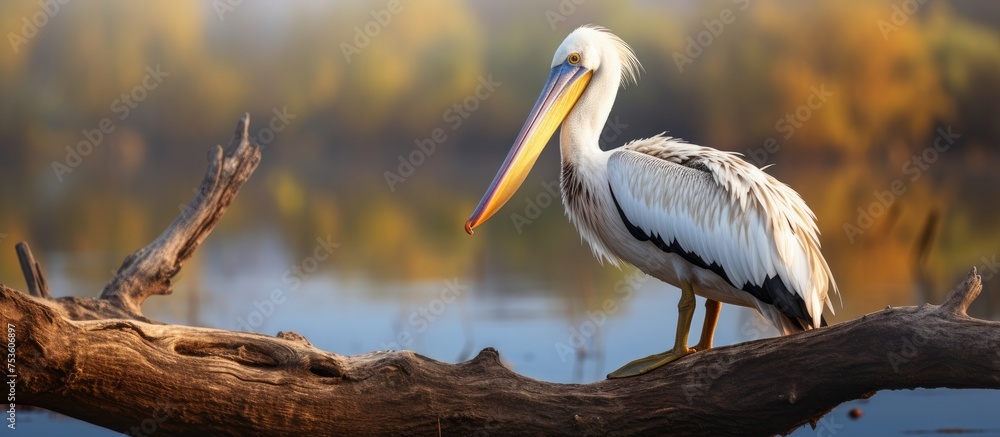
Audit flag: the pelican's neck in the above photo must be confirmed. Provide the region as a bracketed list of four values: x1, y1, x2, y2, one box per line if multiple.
[557, 65, 623, 266]
[559, 65, 620, 165]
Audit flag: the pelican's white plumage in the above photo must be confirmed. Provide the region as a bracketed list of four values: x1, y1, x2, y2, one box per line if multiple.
[606, 138, 837, 329]
[465, 25, 839, 377]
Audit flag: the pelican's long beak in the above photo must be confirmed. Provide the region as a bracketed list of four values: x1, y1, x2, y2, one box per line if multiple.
[465, 63, 592, 234]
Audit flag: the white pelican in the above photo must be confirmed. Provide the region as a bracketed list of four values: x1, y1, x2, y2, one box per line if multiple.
[464, 25, 838, 378]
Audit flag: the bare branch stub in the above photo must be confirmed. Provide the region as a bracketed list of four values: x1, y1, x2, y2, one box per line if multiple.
[15, 241, 50, 299]
[940, 267, 983, 316]
[98, 113, 261, 316]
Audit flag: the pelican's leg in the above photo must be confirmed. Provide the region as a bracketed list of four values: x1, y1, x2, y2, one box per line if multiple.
[692, 299, 721, 351]
[607, 280, 697, 379]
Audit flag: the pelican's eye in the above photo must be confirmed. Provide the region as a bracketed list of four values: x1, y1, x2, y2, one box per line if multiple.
[567, 53, 581, 65]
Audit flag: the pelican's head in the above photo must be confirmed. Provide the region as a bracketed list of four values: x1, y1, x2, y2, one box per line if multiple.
[465, 25, 641, 234]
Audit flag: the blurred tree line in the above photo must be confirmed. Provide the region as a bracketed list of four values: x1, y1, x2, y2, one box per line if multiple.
[0, 0, 998, 317]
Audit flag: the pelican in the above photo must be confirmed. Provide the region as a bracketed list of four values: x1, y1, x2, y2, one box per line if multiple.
[464, 25, 839, 378]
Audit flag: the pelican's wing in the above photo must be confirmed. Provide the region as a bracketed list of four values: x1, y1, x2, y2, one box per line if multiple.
[608, 136, 837, 328]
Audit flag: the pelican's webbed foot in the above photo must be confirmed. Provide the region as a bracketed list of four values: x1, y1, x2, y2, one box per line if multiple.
[606, 282, 721, 379]
[607, 346, 694, 378]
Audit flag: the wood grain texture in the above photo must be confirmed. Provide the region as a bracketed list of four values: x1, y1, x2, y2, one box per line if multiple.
[4, 115, 998, 436]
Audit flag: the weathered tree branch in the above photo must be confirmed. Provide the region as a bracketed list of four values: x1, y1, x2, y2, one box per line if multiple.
[98, 113, 261, 317]
[4, 115, 998, 436]
[7, 271, 999, 436]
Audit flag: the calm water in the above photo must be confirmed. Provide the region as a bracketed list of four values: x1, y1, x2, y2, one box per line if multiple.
[15, 233, 1000, 436]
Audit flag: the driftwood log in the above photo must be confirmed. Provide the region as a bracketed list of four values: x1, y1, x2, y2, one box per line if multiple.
[4, 115, 999, 436]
